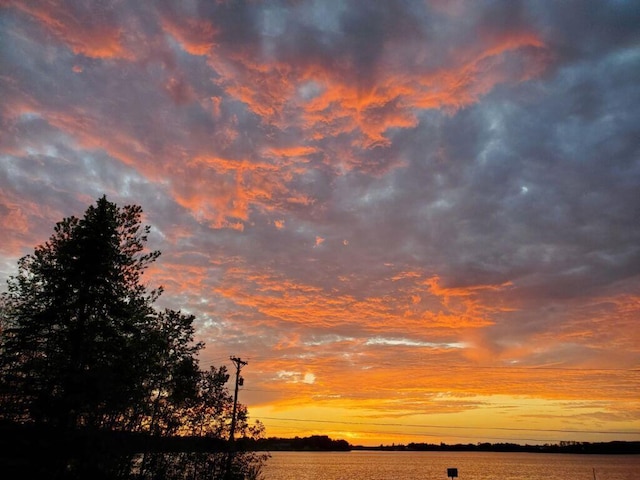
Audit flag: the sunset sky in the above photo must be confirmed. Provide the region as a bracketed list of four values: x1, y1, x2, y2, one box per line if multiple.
[1, 1, 639, 446]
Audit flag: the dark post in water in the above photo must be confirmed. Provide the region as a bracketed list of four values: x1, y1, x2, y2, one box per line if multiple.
[447, 467, 458, 479]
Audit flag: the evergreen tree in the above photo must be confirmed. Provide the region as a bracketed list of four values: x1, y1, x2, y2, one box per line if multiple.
[0, 196, 162, 431]
[0, 197, 267, 479]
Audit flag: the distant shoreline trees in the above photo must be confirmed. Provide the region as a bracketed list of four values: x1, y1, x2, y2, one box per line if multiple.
[242, 435, 351, 452]
[0, 196, 267, 479]
[353, 440, 640, 455]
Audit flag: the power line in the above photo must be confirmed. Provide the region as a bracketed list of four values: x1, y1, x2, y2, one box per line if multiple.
[262, 422, 584, 444]
[445, 365, 639, 373]
[257, 416, 640, 436]
[261, 422, 571, 444]
[198, 358, 640, 374]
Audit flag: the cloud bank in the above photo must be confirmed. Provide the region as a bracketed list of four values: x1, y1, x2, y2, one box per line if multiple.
[1, 0, 639, 444]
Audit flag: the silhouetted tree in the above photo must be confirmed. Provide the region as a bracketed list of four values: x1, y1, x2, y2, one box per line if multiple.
[0, 198, 161, 429]
[0, 196, 267, 479]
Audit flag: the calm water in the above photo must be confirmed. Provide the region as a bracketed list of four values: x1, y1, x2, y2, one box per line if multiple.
[261, 451, 640, 480]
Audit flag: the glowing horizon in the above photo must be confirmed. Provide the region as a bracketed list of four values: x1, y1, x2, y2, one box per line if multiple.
[1, 0, 639, 447]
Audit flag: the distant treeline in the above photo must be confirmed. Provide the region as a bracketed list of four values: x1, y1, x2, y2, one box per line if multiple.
[353, 440, 640, 455]
[239, 435, 351, 451]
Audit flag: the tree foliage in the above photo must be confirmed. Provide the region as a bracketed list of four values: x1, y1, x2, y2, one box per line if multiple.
[0, 197, 267, 479]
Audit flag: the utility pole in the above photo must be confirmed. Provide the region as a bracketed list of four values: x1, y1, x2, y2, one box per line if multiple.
[229, 356, 247, 444]
[226, 356, 247, 480]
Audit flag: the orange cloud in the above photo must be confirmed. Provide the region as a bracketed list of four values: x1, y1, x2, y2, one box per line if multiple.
[161, 14, 218, 56]
[208, 29, 548, 155]
[265, 146, 318, 158]
[207, 264, 617, 429]
[537, 292, 640, 364]
[0, 192, 38, 257]
[147, 261, 211, 296]
[210, 265, 511, 340]
[11, 99, 304, 233]
[246, 344, 639, 419]
[6, 5, 550, 234]
[13, 1, 132, 59]
[0, 187, 78, 260]
[169, 155, 307, 228]
[164, 76, 196, 105]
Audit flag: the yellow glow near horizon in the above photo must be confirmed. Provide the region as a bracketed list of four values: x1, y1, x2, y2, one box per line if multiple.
[248, 393, 640, 446]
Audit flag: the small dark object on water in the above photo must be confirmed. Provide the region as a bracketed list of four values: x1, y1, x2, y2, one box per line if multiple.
[447, 467, 458, 479]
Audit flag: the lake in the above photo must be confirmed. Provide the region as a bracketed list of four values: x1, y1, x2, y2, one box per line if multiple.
[261, 451, 640, 480]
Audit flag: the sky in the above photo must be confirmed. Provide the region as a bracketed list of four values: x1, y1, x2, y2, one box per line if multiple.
[1, 0, 639, 446]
